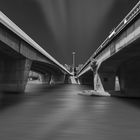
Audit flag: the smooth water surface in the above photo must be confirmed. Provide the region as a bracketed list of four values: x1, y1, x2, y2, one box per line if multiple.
[0, 84, 140, 140]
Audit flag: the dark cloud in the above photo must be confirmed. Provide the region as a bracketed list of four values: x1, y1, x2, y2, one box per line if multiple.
[0, 0, 139, 66]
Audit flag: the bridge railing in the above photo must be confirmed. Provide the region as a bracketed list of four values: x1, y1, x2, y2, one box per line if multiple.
[77, 0, 140, 76]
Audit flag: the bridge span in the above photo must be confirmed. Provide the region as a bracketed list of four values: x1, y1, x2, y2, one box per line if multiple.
[77, 1, 140, 97]
[0, 11, 72, 93]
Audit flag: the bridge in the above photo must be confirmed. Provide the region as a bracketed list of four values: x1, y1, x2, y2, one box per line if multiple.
[0, 11, 72, 93]
[1, 2, 140, 140]
[77, 1, 140, 97]
[1, 1, 140, 97]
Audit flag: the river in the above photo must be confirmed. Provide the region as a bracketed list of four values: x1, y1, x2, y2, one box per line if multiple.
[0, 84, 140, 140]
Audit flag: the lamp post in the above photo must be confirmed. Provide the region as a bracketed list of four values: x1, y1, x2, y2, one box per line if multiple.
[72, 52, 76, 75]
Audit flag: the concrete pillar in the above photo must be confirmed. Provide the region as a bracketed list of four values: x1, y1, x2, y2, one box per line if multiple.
[94, 71, 115, 93]
[94, 72, 104, 92]
[0, 58, 32, 93]
[77, 79, 80, 85]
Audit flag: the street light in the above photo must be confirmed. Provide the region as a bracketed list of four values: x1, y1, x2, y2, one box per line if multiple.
[72, 52, 76, 75]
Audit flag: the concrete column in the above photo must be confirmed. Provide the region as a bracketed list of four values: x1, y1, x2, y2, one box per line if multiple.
[0, 58, 32, 93]
[77, 79, 80, 85]
[94, 71, 115, 93]
[94, 72, 105, 92]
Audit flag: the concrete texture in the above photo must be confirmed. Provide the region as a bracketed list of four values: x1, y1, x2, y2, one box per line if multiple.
[0, 58, 31, 93]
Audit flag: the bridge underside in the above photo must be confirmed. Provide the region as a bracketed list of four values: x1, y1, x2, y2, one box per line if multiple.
[97, 38, 140, 97]
[0, 41, 70, 93]
[31, 61, 70, 85]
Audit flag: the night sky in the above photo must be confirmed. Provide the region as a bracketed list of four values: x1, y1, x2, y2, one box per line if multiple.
[0, 0, 139, 66]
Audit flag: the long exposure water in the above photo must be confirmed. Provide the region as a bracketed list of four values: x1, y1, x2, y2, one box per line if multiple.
[0, 84, 140, 140]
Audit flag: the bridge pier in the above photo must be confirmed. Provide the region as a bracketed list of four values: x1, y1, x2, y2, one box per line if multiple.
[95, 71, 116, 93]
[40, 73, 70, 85]
[0, 58, 31, 93]
[95, 54, 140, 97]
[93, 60, 117, 95]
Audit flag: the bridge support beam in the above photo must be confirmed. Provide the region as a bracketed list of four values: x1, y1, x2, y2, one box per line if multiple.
[0, 58, 32, 93]
[40, 73, 70, 85]
[94, 71, 115, 93]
